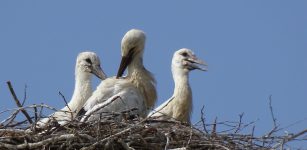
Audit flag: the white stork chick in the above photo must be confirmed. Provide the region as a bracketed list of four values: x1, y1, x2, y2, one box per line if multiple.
[80, 29, 157, 122]
[37, 52, 106, 127]
[148, 48, 207, 123]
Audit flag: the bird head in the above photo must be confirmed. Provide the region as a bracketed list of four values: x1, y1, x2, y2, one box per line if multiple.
[117, 29, 146, 78]
[172, 48, 208, 72]
[77, 51, 107, 80]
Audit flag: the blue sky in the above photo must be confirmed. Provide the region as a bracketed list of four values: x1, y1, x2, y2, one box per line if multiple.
[0, 1, 306, 147]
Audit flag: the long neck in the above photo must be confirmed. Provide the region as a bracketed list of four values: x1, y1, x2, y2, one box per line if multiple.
[172, 66, 192, 123]
[127, 55, 144, 75]
[64, 67, 92, 116]
[127, 56, 157, 112]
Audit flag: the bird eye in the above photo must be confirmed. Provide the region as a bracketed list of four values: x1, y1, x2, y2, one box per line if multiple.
[181, 52, 188, 57]
[85, 58, 92, 64]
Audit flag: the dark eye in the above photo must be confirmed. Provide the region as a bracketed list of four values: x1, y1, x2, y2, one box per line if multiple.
[181, 52, 188, 57]
[85, 58, 92, 64]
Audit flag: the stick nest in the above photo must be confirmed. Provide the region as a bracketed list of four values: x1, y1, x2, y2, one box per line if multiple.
[1, 105, 304, 150]
[1, 82, 306, 150]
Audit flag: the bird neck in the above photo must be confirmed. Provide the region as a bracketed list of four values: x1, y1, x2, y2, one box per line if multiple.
[172, 67, 192, 123]
[65, 69, 93, 115]
[173, 68, 190, 94]
[127, 56, 144, 74]
[127, 57, 157, 111]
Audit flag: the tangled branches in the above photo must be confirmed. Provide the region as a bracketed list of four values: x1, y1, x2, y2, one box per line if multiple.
[0, 81, 306, 149]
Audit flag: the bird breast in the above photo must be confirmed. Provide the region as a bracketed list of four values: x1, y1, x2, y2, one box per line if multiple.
[128, 68, 157, 112]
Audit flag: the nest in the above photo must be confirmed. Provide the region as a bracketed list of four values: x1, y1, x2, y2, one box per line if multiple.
[1, 105, 303, 150]
[1, 81, 306, 150]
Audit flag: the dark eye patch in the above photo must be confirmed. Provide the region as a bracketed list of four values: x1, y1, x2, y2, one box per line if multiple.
[85, 58, 92, 64]
[181, 52, 188, 57]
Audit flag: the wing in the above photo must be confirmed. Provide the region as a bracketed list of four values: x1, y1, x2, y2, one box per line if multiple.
[82, 77, 125, 111]
[81, 86, 146, 122]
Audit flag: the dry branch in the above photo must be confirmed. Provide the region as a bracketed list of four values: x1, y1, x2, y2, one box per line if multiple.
[6, 81, 33, 124]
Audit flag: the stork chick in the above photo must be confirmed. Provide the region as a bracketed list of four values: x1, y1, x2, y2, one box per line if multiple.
[80, 29, 157, 122]
[148, 48, 207, 123]
[37, 52, 106, 127]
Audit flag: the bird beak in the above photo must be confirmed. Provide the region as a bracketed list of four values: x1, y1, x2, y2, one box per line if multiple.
[92, 65, 107, 80]
[116, 49, 134, 78]
[187, 56, 208, 71]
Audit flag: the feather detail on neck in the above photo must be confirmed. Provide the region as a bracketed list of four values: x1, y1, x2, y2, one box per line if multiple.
[171, 67, 192, 123]
[128, 57, 157, 111]
[64, 67, 92, 117]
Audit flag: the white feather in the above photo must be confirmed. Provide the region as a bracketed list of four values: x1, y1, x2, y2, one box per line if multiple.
[36, 51, 106, 127]
[148, 48, 207, 123]
[81, 29, 157, 122]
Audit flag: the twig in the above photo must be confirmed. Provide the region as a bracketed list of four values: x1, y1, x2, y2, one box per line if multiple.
[234, 112, 244, 133]
[266, 95, 278, 137]
[0, 129, 26, 134]
[215, 143, 231, 150]
[34, 106, 38, 123]
[211, 117, 217, 138]
[80, 96, 122, 122]
[59, 91, 73, 120]
[6, 104, 59, 114]
[38, 103, 44, 121]
[58, 91, 70, 111]
[0, 134, 94, 149]
[164, 133, 170, 150]
[22, 84, 27, 106]
[80, 118, 148, 150]
[5, 119, 29, 128]
[249, 125, 255, 148]
[284, 128, 307, 143]
[269, 95, 277, 127]
[277, 116, 307, 132]
[118, 139, 134, 150]
[6, 81, 33, 124]
[239, 119, 258, 133]
[186, 125, 193, 147]
[147, 97, 175, 117]
[200, 105, 209, 134]
[273, 128, 307, 149]
[1, 110, 19, 126]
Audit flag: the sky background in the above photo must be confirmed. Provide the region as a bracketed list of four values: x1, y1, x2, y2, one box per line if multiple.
[0, 1, 306, 148]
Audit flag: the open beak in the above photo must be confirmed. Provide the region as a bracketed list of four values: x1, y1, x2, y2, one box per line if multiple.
[116, 49, 134, 78]
[92, 65, 107, 80]
[187, 55, 208, 71]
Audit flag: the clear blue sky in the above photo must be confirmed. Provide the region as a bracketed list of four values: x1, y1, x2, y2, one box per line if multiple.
[0, 1, 306, 148]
